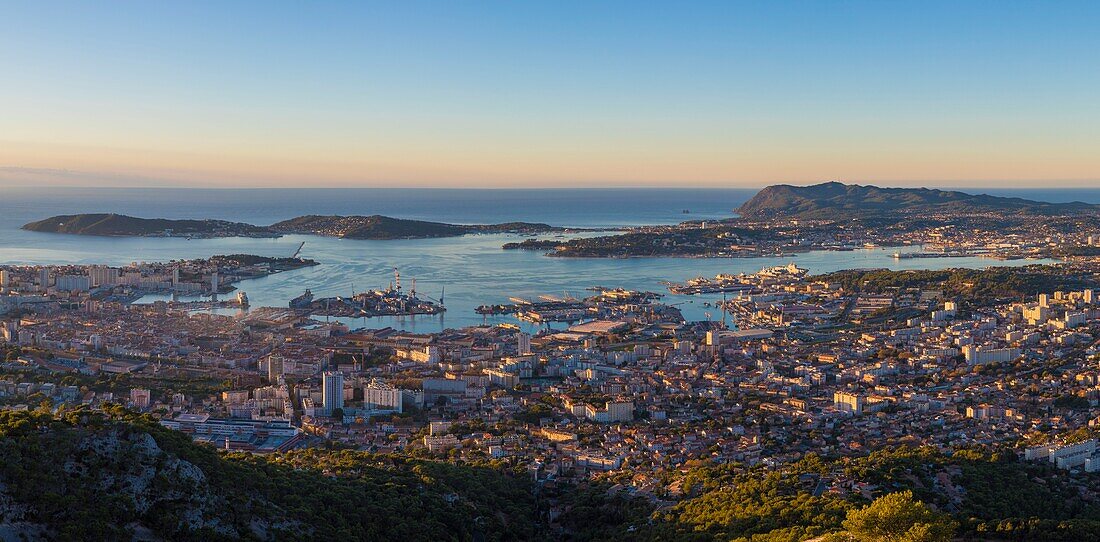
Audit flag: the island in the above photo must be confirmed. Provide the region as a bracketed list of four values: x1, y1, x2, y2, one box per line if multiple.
[268, 214, 567, 239]
[22, 213, 573, 240]
[21, 213, 276, 238]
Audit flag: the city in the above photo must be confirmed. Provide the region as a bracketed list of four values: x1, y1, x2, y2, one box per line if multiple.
[1, 240, 1099, 539]
[4, 2, 1100, 541]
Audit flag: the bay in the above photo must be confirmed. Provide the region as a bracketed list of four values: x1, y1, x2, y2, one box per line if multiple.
[0, 186, 1090, 332]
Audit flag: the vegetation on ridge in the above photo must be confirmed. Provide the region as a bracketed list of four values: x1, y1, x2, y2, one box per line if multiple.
[736, 181, 1099, 219]
[0, 406, 538, 541]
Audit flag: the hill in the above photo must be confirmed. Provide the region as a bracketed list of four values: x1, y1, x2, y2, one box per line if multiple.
[21, 214, 274, 238]
[592, 447, 1100, 541]
[269, 215, 560, 239]
[5, 407, 1099, 541]
[24, 213, 562, 240]
[737, 182, 1099, 219]
[0, 407, 538, 541]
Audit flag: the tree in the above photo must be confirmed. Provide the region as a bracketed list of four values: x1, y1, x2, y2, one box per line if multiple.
[837, 490, 957, 542]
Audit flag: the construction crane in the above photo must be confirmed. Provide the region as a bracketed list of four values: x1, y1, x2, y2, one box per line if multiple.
[291, 241, 305, 258]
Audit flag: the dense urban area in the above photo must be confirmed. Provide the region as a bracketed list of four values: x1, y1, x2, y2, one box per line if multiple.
[3, 184, 1100, 541]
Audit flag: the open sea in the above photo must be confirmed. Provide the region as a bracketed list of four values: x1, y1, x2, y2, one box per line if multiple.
[1, 186, 1096, 332]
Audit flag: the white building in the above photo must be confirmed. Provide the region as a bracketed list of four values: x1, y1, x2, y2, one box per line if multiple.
[55, 275, 91, 292]
[963, 345, 1020, 365]
[363, 378, 403, 413]
[1052, 440, 1096, 470]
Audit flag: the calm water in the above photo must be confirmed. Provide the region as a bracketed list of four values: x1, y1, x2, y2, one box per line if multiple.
[1, 186, 1093, 332]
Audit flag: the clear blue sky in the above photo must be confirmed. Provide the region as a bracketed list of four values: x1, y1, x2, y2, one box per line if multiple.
[1, 1, 1098, 187]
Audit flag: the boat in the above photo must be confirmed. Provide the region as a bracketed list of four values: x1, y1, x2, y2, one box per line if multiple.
[289, 289, 314, 309]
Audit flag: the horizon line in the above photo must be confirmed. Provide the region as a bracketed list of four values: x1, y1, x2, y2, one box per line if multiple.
[2, 182, 1100, 191]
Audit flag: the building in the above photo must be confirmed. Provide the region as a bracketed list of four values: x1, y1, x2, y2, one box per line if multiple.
[706, 328, 773, 346]
[1064, 312, 1087, 328]
[1026, 440, 1098, 470]
[363, 378, 403, 413]
[604, 400, 634, 422]
[398, 345, 441, 364]
[517, 332, 532, 355]
[485, 369, 520, 388]
[424, 434, 460, 453]
[1022, 305, 1050, 324]
[160, 413, 301, 453]
[322, 371, 344, 416]
[267, 355, 284, 382]
[963, 345, 1021, 365]
[583, 399, 634, 423]
[130, 388, 151, 409]
[423, 378, 467, 405]
[37, 268, 51, 289]
[834, 391, 865, 415]
[88, 265, 120, 287]
[55, 275, 92, 292]
[414, 345, 441, 364]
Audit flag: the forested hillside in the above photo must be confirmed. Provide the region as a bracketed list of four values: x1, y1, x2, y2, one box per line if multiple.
[4, 407, 1100, 541]
[0, 407, 538, 541]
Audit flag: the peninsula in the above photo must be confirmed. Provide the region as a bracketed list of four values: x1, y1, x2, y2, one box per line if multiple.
[505, 182, 1100, 258]
[23, 213, 569, 240]
[737, 181, 1099, 219]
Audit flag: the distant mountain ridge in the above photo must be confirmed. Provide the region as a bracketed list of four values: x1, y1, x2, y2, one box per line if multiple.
[737, 181, 1099, 219]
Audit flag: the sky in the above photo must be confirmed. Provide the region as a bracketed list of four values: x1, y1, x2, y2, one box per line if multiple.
[1, 1, 1098, 189]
